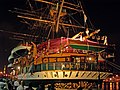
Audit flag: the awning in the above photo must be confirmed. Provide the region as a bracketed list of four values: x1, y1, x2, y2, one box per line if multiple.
[11, 45, 31, 54]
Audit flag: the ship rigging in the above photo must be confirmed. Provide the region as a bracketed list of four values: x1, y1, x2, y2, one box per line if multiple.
[7, 0, 115, 90]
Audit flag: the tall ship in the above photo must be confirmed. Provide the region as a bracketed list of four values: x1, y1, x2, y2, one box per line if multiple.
[7, 0, 115, 89]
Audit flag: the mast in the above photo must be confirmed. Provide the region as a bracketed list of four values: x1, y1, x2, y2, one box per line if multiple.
[17, 15, 85, 28]
[35, 0, 83, 12]
[55, 0, 64, 34]
[10, 0, 95, 40]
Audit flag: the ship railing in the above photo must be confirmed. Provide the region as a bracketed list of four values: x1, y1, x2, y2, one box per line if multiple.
[31, 62, 110, 73]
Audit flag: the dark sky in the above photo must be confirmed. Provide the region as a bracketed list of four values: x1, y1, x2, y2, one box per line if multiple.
[0, 0, 120, 71]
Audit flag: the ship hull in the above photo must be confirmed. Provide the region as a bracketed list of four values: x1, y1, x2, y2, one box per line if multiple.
[18, 70, 112, 80]
[17, 70, 112, 89]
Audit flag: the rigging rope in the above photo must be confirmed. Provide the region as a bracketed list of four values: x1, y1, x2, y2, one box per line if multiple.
[107, 60, 120, 71]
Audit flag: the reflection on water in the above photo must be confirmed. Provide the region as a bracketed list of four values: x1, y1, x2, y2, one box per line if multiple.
[102, 82, 120, 90]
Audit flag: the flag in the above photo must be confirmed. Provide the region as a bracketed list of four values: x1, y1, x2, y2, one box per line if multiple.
[98, 53, 105, 62]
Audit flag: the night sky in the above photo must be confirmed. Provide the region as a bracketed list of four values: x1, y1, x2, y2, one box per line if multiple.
[0, 0, 120, 72]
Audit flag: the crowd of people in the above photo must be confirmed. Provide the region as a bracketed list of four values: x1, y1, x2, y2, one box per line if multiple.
[2, 78, 58, 90]
[6, 79, 43, 90]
